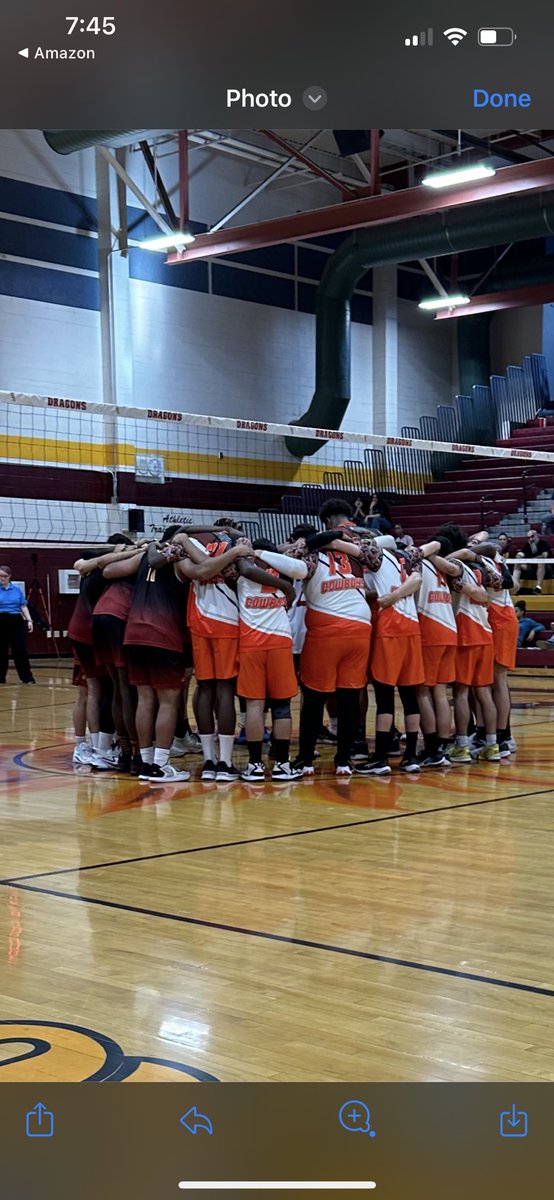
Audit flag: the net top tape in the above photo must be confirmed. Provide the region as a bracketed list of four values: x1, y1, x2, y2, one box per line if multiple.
[2, 389, 554, 464]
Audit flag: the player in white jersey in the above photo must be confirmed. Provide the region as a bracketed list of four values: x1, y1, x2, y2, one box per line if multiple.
[416, 535, 458, 767]
[236, 538, 303, 782]
[432, 524, 502, 765]
[172, 528, 290, 782]
[293, 501, 376, 777]
[466, 531, 518, 757]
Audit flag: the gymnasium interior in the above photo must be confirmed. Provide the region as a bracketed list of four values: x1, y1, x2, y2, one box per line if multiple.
[0, 128, 553, 1084]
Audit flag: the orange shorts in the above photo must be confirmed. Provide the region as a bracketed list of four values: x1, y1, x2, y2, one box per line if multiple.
[455, 642, 494, 687]
[191, 633, 239, 681]
[421, 643, 457, 687]
[300, 631, 371, 693]
[237, 645, 298, 700]
[491, 622, 518, 670]
[370, 633, 425, 687]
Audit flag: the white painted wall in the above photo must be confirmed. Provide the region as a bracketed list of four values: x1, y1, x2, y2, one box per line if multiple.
[397, 300, 457, 432]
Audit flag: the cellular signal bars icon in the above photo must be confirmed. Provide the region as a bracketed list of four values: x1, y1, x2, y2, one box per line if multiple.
[405, 28, 434, 47]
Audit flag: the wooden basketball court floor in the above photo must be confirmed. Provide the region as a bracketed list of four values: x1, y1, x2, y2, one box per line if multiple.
[0, 662, 553, 1084]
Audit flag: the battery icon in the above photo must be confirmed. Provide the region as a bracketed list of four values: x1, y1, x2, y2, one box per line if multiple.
[478, 27, 516, 45]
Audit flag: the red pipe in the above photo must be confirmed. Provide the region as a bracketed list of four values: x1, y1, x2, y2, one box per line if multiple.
[435, 281, 554, 319]
[167, 158, 554, 264]
[370, 129, 381, 196]
[179, 130, 189, 230]
[259, 129, 359, 198]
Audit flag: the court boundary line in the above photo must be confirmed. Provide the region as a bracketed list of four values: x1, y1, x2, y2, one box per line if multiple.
[3, 785, 552, 885]
[2, 877, 553, 999]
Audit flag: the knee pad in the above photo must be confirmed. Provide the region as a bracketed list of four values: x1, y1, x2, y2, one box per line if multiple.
[398, 685, 419, 717]
[373, 681, 395, 716]
[270, 699, 291, 721]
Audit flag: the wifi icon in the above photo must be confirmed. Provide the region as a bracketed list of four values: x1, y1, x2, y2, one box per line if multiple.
[443, 27, 468, 45]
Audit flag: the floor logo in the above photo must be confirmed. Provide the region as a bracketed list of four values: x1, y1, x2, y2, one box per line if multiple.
[0, 1021, 219, 1082]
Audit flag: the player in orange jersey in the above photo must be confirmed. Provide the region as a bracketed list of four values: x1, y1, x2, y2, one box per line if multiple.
[466, 531, 518, 758]
[236, 538, 304, 782]
[432, 524, 501, 765]
[416, 534, 458, 767]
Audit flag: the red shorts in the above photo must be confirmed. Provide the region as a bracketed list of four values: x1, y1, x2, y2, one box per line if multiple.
[191, 633, 239, 681]
[125, 646, 187, 690]
[300, 631, 371, 693]
[455, 643, 494, 687]
[92, 614, 126, 670]
[238, 645, 297, 700]
[370, 633, 425, 687]
[421, 643, 457, 687]
[69, 638, 106, 680]
[491, 621, 518, 670]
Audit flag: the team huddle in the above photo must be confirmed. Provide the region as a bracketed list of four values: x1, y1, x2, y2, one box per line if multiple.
[68, 497, 519, 783]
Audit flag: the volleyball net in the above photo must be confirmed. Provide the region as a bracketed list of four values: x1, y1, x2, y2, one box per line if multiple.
[1, 388, 554, 545]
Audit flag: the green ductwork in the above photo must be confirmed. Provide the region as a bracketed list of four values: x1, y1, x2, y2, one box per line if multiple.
[43, 130, 175, 154]
[287, 192, 554, 457]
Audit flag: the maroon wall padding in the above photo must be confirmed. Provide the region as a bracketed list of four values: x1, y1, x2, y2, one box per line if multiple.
[0, 464, 112, 502]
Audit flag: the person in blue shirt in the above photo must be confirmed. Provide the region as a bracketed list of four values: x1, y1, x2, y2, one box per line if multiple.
[0, 565, 35, 683]
[515, 601, 547, 648]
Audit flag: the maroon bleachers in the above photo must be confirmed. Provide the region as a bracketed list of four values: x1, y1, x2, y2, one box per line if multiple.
[393, 420, 554, 542]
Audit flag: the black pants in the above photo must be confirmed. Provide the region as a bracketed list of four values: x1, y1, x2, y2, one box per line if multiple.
[0, 614, 34, 682]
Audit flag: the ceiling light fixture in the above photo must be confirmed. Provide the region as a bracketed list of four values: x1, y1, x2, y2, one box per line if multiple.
[418, 294, 471, 311]
[140, 229, 196, 252]
[422, 162, 496, 188]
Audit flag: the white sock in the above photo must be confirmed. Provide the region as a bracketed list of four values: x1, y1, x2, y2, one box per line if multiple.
[200, 734, 216, 762]
[154, 747, 169, 768]
[328, 718, 338, 735]
[485, 734, 497, 746]
[98, 732, 113, 752]
[218, 734, 235, 766]
[75, 735, 87, 746]
[141, 745, 154, 764]
[90, 732, 99, 750]
[456, 735, 469, 747]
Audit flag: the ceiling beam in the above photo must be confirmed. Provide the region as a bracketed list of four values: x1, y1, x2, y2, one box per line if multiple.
[166, 157, 554, 264]
[434, 281, 554, 319]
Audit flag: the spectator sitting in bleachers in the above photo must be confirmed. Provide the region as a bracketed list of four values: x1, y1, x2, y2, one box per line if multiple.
[498, 532, 512, 560]
[364, 493, 393, 533]
[512, 528, 551, 594]
[515, 601, 548, 647]
[541, 492, 554, 536]
[352, 497, 367, 523]
[394, 523, 414, 549]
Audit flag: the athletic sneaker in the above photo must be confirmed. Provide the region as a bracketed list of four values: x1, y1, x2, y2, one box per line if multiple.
[171, 732, 202, 756]
[507, 737, 517, 752]
[499, 741, 512, 759]
[417, 749, 448, 768]
[399, 754, 420, 773]
[241, 762, 265, 781]
[130, 754, 143, 777]
[471, 743, 501, 763]
[272, 761, 303, 781]
[291, 758, 314, 777]
[201, 760, 217, 781]
[114, 751, 132, 774]
[72, 743, 94, 765]
[534, 585, 542, 593]
[447, 745, 472, 765]
[318, 726, 337, 745]
[215, 761, 240, 782]
[469, 733, 485, 750]
[350, 740, 369, 762]
[234, 727, 247, 745]
[139, 762, 191, 782]
[335, 763, 353, 777]
[355, 756, 391, 776]
[90, 751, 117, 771]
